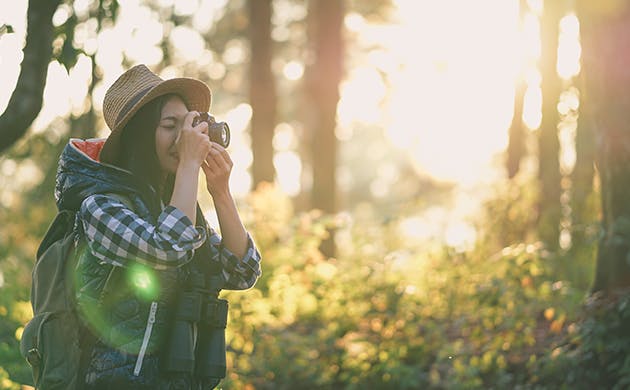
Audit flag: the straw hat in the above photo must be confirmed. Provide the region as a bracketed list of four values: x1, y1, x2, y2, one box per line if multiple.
[99, 64, 211, 163]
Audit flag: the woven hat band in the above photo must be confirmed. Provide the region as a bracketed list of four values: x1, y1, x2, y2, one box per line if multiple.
[115, 85, 154, 126]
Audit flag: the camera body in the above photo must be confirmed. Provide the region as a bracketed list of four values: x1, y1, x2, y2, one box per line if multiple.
[192, 113, 230, 148]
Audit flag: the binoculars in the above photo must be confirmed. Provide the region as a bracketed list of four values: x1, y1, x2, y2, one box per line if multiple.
[192, 112, 231, 148]
[162, 273, 228, 386]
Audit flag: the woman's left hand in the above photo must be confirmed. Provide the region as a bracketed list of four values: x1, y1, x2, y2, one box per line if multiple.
[202, 143, 233, 197]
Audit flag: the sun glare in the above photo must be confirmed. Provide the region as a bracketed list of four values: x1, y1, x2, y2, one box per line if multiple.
[282, 61, 304, 81]
[557, 14, 581, 80]
[1, 0, 581, 219]
[337, 0, 581, 185]
[334, 0, 582, 246]
[362, 0, 521, 184]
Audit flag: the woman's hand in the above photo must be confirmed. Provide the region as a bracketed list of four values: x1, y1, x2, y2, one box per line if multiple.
[201, 142, 233, 198]
[176, 111, 212, 168]
[202, 143, 248, 259]
[169, 111, 211, 224]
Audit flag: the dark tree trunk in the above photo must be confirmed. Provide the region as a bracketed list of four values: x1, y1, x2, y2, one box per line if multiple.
[578, 3, 630, 293]
[248, 0, 277, 189]
[570, 73, 596, 249]
[507, 78, 527, 179]
[0, 0, 62, 154]
[537, 0, 564, 250]
[304, 0, 344, 257]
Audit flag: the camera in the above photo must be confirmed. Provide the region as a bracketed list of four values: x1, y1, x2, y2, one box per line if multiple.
[192, 113, 230, 148]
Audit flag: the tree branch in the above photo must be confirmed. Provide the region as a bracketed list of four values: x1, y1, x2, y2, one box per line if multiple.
[0, 0, 61, 154]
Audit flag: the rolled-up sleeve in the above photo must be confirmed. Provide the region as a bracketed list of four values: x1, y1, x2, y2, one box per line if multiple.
[206, 229, 262, 290]
[79, 194, 207, 270]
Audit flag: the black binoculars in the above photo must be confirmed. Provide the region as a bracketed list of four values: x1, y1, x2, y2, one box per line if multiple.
[162, 273, 228, 386]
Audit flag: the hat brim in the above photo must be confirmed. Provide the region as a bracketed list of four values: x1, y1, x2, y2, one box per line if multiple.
[99, 77, 211, 164]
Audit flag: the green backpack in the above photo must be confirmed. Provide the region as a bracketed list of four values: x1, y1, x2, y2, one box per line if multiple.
[19, 208, 86, 389]
[21, 194, 134, 389]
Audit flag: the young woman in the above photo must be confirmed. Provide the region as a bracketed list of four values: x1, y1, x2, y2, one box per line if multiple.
[55, 64, 261, 389]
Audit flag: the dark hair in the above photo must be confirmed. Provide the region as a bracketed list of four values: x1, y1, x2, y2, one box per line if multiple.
[118, 94, 177, 200]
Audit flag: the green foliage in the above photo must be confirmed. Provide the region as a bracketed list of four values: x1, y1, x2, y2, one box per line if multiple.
[218, 182, 593, 389]
[0, 131, 68, 387]
[475, 175, 539, 254]
[0, 260, 33, 387]
[51, 0, 119, 72]
[0, 149, 602, 389]
[53, 12, 83, 72]
[533, 290, 630, 390]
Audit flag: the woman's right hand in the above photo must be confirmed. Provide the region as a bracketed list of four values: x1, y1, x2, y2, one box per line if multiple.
[175, 111, 212, 168]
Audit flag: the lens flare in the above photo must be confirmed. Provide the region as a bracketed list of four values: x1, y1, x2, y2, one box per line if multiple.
[129, 264, 159, 301]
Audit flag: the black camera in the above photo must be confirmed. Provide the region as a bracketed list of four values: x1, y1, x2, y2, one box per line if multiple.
[192, 113, 230, 148]
[162, 273, 227, 387]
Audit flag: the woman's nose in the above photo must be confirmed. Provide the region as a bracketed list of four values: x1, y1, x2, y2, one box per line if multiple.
[172, 128, 181, 146]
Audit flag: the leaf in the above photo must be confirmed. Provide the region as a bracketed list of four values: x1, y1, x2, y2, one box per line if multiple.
[544, 307, 555, 321]
[0, 24, 14, 37]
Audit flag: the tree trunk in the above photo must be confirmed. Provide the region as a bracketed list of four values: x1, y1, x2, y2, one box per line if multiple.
[507, 78, 527, 179]
[506, 0, 529, 179]
[570, 72, 596, 249]
[578, 2, 630, 293]
[248, 0, 277, 189]
[537, 0, 564, 250]
[0, 0, 61, 154]
[304, 0, 344, 257]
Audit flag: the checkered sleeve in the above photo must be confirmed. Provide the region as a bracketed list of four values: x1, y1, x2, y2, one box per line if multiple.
[79, 194, 207, 270]
[206, 227, 262, 290]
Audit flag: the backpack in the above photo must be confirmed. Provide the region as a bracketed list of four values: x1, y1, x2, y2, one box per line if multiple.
[20, 194, 130, 389]
[19, 208, 86, 389]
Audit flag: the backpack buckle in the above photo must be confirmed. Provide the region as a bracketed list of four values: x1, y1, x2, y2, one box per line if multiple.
[26, 348, 41, 367]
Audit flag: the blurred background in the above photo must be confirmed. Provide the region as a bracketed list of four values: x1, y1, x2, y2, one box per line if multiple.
[1, 0, 630, 388]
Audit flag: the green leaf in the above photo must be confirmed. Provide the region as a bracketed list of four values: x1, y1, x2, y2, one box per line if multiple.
[0, 24, 15, 36]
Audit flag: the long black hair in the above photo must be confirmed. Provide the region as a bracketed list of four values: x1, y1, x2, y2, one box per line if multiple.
[117, 93, 178, 201]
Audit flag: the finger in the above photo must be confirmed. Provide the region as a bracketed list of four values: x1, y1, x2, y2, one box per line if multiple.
[196, 121, 209, 134]
[210, 143, 233, 166]
[206, 148, 230, 171]
[203, 154, 222, 175]
[210, 142, 225, 151]
[183, 111, 201, 131]
[183, 111, 197, 126]
[200, 137, 213, 152]
[210, 142, 229, 157]
[201, 159, 213, 176]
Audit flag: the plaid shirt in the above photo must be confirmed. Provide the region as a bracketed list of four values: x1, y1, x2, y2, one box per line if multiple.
[79, 194, 261, 290]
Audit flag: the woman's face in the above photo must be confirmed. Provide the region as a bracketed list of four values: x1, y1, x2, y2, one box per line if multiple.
[155, 95, 188, 174]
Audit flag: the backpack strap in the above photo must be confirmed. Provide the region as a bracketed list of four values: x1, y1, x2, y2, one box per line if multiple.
[77, 192, 138, 383]
[97, 192, 136, 303]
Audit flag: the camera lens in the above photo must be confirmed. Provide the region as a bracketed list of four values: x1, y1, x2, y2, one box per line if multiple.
[219, 123, 230, 148]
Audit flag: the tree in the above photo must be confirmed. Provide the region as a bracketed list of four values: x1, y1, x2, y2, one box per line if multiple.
[507, 79, 527, 179]
[570, 72, 596, 254]
[0, 0, 61, 154]
[506, 0, 529, 179]
[248, 0, 277, 188]
[0, 0, 119, 155]
[537, 0, 564, 250]
[577, 2, 630, 293]
[303, 0, 345, 257]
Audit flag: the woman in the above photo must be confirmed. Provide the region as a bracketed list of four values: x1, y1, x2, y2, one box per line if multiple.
[55, 64, 261, 389]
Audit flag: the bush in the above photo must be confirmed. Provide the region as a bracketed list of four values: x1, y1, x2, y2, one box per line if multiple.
[0, 176, 599, 389]
[219, 183, 591, 389]
[533, 289, 630, 390]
